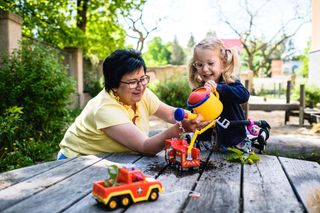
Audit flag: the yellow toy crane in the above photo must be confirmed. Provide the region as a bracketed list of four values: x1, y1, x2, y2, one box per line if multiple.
[174, 87, 230, 161]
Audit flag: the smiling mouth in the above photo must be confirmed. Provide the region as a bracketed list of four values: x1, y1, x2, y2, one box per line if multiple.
[132, 90, 142, 96]
[203, 74, 214, 78]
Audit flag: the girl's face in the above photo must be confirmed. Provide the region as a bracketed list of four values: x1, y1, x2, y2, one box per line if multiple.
[116, 67, 147, 107]
[193, 48, 224, 83]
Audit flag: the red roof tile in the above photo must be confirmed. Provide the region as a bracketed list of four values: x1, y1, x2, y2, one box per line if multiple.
[221, 39, 243, 52]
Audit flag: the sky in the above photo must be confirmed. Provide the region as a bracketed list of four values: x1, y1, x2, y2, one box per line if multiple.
[124, 0, 311, 54]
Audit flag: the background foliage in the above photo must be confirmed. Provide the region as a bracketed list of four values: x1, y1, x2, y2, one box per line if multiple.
[0, 0, 146, 59]
[0, 40, 76, 172]
[148, 75, 191, 109]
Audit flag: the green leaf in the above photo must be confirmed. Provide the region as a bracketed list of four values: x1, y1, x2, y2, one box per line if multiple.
[225, 148, 260, 165]
[248, 153, 260, 161]
[225, 153, 241, 161]
[227, 147, 244, 155]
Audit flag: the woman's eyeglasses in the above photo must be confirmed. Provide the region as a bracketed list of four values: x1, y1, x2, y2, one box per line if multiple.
[120, 75, 150, 89]
[192, 61, 216, 70]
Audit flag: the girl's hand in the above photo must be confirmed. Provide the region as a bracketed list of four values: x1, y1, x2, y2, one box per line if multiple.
[204, 80, 217, 92]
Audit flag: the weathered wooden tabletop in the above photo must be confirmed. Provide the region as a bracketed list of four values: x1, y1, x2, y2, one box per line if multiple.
[0, 150, 319, 213]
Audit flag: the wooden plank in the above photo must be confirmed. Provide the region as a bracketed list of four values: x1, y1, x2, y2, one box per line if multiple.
[279, 157, 320, 213]
[184, 152, 241, 213]
[249, 103, 299, 111]
[2, 153, 140, 213]
[126, 150, 212, 213]
[0, 154, 110, 212]
[62, 153, 164, 213]
[242, 155, 304, 213]
[0, 158, 73, 190]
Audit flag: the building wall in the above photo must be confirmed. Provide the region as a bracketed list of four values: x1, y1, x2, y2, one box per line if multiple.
[0, 11, 22, 55]
[309, 0, 320, 85]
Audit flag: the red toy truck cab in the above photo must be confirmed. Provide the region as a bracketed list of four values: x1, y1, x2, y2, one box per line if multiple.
[164, 138, 200, 171]
[92, 167, 163, 210]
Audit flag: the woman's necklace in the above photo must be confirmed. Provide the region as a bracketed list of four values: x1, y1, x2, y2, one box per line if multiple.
[112, 90, 139, 125]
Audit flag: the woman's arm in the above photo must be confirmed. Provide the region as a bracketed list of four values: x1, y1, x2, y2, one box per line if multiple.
[101, 121, 182, 156]
[101, 102, 211, 156]
[153, 102, 176, 124]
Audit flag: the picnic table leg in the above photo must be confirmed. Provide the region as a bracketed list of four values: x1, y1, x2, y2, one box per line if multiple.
[285, 81, 291, 125]
[299, 84, 305, 127]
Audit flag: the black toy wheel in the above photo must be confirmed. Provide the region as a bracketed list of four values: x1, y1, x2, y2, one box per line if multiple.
[165, 151, 170, 164]
[148, 189, 159, 201]
[107, 197, 119, 210]
[121, 194, 132, 207]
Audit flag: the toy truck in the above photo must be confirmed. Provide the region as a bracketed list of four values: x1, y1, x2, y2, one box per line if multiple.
[164, 138, 201, 171]
[92, 167, 163, 210]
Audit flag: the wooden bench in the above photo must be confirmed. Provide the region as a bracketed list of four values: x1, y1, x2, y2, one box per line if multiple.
[288, 108, 320, 124]
[243, 80, 308, 126]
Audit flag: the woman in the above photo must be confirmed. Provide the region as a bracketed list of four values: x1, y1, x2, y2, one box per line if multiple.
[57, 49, 208, 159]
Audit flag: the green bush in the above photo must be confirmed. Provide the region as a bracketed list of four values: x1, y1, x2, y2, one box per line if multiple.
[149, 75, 192, 109]
[292, 84, 320, 108]
[0, 106, 23, 148]
[83, 60, 104, 97]
[85, 77, 104, 97]
[0, 40, 76, 172]
[0, 40, 75, 135]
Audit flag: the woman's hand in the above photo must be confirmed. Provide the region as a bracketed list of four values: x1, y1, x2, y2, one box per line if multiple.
[204, 80, 217, 93]
[181, 114, 212, 132]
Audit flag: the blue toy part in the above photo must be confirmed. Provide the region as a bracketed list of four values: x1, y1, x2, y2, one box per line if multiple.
[174, 108, 185, 121]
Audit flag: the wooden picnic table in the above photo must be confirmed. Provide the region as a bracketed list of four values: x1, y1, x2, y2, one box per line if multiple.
[0, 150, 319, 213]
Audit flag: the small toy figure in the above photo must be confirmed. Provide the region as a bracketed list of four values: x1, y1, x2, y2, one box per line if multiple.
[225, 119, 270, 153]
[92, 165, 163, 210]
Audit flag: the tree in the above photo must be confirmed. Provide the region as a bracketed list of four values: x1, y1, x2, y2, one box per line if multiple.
[217, 0, 310, 76]
[169, 36, 185, 65]
[124, 6, 161, 52]
[297, 40, 310, 78]
[2, 0, 146, 59]
[143, 37, 170, 66]
[187, 34, 196, 48]
[185, 33, 196, 56]
[206, 31, 217, 38]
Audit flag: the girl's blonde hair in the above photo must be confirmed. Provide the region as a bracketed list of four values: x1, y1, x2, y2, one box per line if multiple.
[188, 37, 241, 88]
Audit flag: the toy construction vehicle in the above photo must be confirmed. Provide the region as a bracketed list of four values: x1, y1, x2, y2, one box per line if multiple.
[92, 166, 163, 210]
[164, 137, 201, 172]
[164, 88, 229, 171]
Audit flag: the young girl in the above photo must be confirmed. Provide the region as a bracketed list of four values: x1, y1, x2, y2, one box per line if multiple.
[188, 37, 251, 152]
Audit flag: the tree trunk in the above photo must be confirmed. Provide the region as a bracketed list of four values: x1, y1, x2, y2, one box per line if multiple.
[77, 0, 88, 32]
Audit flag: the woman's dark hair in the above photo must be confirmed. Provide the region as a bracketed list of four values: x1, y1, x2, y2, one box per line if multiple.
[103, 49, 146, 92]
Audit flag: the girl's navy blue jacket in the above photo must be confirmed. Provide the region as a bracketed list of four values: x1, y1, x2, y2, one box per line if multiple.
[216, 80, 250, 147]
